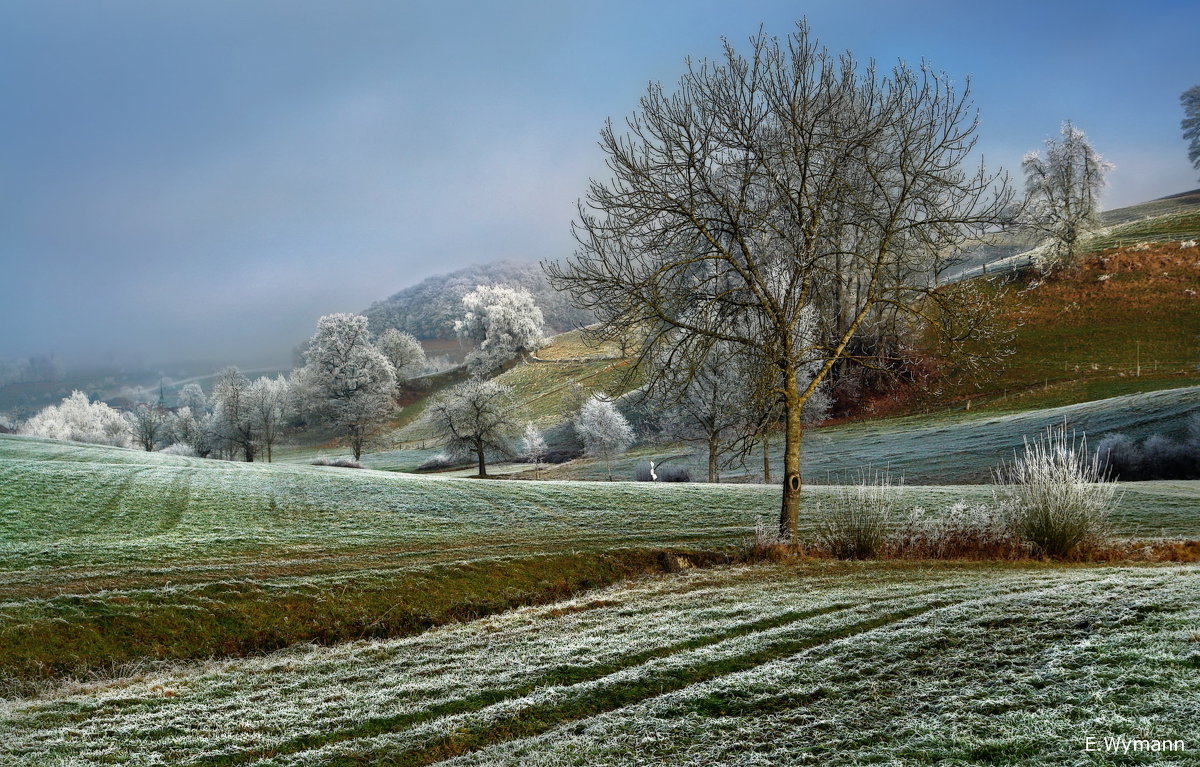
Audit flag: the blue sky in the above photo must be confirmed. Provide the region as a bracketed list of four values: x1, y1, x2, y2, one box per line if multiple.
[1, 0, 1197, 367]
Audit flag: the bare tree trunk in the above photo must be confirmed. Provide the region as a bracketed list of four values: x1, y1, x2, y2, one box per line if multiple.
[762, 431, 771, 484]
[708, 432, 719, 483]
[779, 368, 803, 539]
[476, 441, 487, 478]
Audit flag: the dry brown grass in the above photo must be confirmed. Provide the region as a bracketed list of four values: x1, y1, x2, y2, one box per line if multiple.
[745, 519, 1200, 564]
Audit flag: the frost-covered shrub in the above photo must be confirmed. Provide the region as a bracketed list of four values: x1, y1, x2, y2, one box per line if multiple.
[658, 465, 692, 482]
[995, 426, 1117, 557]
[888, 502, 1019, 559]
[417, 453, 457, 471]
[1142, 434, 1199, 479]
[813, 470, 895, 559]
[159, 442, 197, 457]
[21, 391, 131, 448]
[1096, 432, 1141, 479]
[311, 457, 364, 469]
[521, 423, 547, 463]
[574, 396, 635, 480]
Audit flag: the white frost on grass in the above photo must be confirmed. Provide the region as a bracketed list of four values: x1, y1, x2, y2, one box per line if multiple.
[3, 565, 1196, 766]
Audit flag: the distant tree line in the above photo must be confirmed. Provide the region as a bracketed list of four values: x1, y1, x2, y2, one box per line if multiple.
[20, 317, 430, 462]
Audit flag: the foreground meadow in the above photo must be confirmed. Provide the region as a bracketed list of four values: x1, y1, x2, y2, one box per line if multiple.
[2, 433, 1199, 694]
[3, 433, 1199, 764]
[3, 562, 1197, 765]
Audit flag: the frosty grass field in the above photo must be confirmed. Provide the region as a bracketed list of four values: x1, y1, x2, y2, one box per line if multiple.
[3, 433, 1200, 764]
[4, 564, 1198, 765]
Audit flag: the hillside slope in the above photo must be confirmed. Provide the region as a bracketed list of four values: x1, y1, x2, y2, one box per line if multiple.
[353, 197, 1199, 472]
[942, 239, 1200, 412]
[548, 386, 1200, 486]
[385, 329, 633, 448]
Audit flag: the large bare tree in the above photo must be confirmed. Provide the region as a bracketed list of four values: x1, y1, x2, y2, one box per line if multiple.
[546, 23, 1012, 538]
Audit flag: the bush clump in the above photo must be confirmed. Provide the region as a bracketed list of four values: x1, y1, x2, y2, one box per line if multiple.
[416, 453, 457, 471]
[312, 457, 364, 469]
[995, 425, 1117, 558]
[813, 470, 895, 559]
[542, 446, 584, 464]
[888, 502, 1021, 559]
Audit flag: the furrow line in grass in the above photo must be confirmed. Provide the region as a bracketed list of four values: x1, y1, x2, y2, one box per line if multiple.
[440, 569, 1199, 766]
[354, 574, 1149, 767]
[189, 601, 864, 767]
[76, 466, 150, 538]
[149, 469, 194, 537]
[198, 579, 1021, 767]
[366, 570, 1141, 767]
[306, 603, 973, 766]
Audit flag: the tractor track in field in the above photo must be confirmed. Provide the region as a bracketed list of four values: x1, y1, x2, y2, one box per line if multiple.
[196, 578, 1051, 767]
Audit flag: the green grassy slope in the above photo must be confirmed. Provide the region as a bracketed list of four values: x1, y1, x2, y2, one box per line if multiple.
[1098, 187, 1200, 224]
[384, 335, 635, 447]
[3, 562, 1196, 765]
[949, 240, 1200, 410]
[273, 214, 1199, 466]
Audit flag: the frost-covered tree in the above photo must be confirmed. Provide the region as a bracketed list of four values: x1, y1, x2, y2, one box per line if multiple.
[377, 328, 427, 384]
[454, 284, 546, 374]
[547, 23, 1013, 536]
[212, 366, 257, 461]
[21, 391, 131, 447]
[574, 396, 635, 481]
[125, 403, 168, 451]
[297, 313, 397, 460]
[167, 406, 217, 458]
[177, 382, 209, 414]
[1021, 121, 1114, 268]
[423, 377, 521, 477]
[1183, 85, 1200, 181]
[248, 375, 291, 462]
[521, 422, 548, 479]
